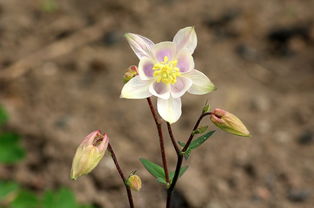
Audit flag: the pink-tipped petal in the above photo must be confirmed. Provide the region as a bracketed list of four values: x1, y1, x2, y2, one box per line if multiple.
[157, 97, 182, 124]
[125, 33, 154, 59]
[120, 76, 153, 99]
[138, 58, 155, 80]
[152, 41, 176, 62]
[149, 82, 170, 99]
[176, 50, 194, 73]
[183, 69, 216, 95]
[170, 77, 192, 98]
[173, 27, 197, 54]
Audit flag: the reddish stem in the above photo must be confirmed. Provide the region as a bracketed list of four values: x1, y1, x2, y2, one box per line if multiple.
[146, 98, 170, 184]
[108, 143, 134, 208]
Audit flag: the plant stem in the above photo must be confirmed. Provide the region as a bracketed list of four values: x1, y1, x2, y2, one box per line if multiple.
[146, 98, 170, 184]
[166, 122, 180, 156]
[108, 143, 134, 208]
[166, 112, 212, 208]
[182, 112, 212, 152]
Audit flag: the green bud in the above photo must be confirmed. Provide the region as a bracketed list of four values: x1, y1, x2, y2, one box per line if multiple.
[71, 130, 109, 180]
[210, 108, 250, 137]
[202, 103, 211, 113]
[127, 174, 142, 191]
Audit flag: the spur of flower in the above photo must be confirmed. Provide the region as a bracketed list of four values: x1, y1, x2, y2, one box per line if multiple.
[121, 27, 215, 123]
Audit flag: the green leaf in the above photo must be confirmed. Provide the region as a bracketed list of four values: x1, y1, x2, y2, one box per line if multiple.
[0, 132, 26, 164]
[189, 130, 215, 150]
[139, 158, 165, 179]
[156, 177, 167, 185]
[183, 148, 192, 160]
[42, 188, 77, 208]
[11, 190, 38, 208]
[0, 181, 19, 200]
[178, 141, 185, 147]
[192, 126, 208, 135]
[169, 166, 189, 181]
[79, 205, 95, 208]
[0, 132, 20, 144]
[0, 106, 8, 126]
[178, 131, 215, 160]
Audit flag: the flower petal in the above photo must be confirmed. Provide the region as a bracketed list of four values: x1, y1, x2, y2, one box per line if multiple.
[171, 77, 192, 98]
[157, 97, 182, 124]
[183, 69, 216, 95]
[176, 49, 194, 73]
[173, 26, 197, 54]
[120, 76, 152, 99]
[138, 58, 155, 80]
[125, 33, 154, 59]
[149, 82, 170, 99]
[152, 41, 176, 62]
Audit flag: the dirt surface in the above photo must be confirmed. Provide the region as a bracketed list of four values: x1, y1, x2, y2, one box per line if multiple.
[0, 0, 314, 208]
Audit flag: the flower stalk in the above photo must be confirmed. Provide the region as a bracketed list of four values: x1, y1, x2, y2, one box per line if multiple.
[166, 111, 212, 208]
[108, 143, 135, 208]
[146, 97, 170, 185]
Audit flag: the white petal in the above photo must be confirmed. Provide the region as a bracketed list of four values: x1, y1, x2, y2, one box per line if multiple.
[183, 69, 216, 95]
[120, 76, 152, 99]
[152, 41, 176, 62]
[170, 77, 192, 98]
[149, 82, 170, 99]
[176, 49, 194, 73]
[173, 26, 197, 54]
[157, 97, 182, 124]
[138, 58, 155, 80]
[125, 33, 154, 59]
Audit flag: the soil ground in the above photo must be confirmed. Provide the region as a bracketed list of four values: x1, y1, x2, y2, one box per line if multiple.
[0, 0, 314, 208]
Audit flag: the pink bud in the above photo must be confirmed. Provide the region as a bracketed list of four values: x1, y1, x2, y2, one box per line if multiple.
[210, 108, 250, 137]
[123, 65, 139, 83]
[71, 130, 109, 180]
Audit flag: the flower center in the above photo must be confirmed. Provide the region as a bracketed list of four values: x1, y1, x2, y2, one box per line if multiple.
[152, 56, 181, 84]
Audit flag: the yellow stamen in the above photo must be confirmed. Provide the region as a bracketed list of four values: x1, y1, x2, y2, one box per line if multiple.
[152, 56, 181, 84]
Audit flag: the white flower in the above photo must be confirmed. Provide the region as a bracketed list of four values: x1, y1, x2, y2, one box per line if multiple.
[121, 27, 215, 123]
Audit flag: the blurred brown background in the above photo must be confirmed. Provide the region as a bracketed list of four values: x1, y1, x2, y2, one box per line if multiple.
[0, 0, 314, 207]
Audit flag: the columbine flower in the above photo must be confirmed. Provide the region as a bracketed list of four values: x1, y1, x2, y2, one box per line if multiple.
[71, 130, 109, 180]
[121, 27, 215, 123]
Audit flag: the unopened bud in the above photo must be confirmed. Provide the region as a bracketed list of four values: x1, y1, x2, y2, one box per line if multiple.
[123, 65, 138, 83]
[210, 108, 250, 137]
[71, 130, 109, 180]
[127, 174, 142, 191]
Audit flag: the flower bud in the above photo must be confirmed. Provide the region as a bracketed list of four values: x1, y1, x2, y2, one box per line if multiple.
[71, 130, 109, 180]
[127, 174, 142, 191]
[210, 108, 250, 137]
[123, 65, 138, 83]
[202, 103, 211, 113]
